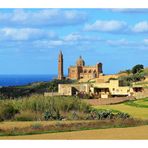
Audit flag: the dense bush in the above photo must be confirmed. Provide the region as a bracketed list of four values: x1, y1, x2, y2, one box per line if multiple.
[0, 102, 19, 121]
[16, 95, 91, 113]
[0, 95, 91, 121]
[44, 110, 63, 120]
[118, 64, 146, 86]
[119, 72, 146, 86]
[31, 123, 42, 129]
[0, 87, 35, 99]
[118, 69, 131, 75]
[90, 109, 130, 120]
[90, 109, 114, 120]
[116, 112, 130, 119]
[0, 95, 131, 121]
[14, 111, 39, 121]
[132, 64, 144, 74]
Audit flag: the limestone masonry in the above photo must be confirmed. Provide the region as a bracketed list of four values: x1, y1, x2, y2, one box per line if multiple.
[58, 51, 64, 80]
[58, 51, 103, 80]
[53, 50, 147, 99]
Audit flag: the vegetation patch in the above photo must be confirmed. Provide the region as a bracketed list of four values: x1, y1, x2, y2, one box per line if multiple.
[0, 95, 133, 122]
[124, 98, 148, 108]
[0, 79, 75, 99]
[96, 102, 148, 120]
[0, 95, 92, 121]
[0, 119, 147, 137]
[118, 64, 147, 86]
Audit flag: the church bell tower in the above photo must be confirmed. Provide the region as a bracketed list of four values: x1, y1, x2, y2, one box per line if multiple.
[58, 50, 64, 80]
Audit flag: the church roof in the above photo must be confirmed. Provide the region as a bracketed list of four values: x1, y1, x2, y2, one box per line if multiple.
[76, 56, 85, 66]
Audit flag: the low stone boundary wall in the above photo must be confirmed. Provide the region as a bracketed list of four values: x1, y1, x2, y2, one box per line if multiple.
[44, 92, 60, 97]
[133, 89, 148, 99]
[84, 97, 135, 106]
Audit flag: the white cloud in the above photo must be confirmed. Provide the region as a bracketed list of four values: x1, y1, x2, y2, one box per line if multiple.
[11, 9, 29, 22]
[64, 33, 82, 41]
[84, 19, 148, 34]
[84, 20, 127, 32]
[106, 39, 130, 46]
[106, 38, 148, 50]
[32, 33, 102, 49]
[109, 8, 148, 13]
[64, 33, 101, 42]
[0, 9, 87, 27]
[33, 39, 65, 48]
[143, 38, 148, 44]
[132, 21, 148, 33]
[48, 40, 64, 46]
[0, 28, 57, 41]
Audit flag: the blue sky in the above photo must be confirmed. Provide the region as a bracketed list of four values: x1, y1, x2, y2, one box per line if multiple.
[0, 8, 148, 75]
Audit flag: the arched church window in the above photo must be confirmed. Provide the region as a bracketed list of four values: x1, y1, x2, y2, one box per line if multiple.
[93, 70, 96, 73]
[84, 70, 87, 73]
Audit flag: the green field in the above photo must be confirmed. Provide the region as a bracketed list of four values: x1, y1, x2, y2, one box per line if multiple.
[95, 98, 148, 120]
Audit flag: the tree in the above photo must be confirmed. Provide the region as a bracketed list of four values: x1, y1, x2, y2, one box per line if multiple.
[132, 64, 144, 74]
[118, 69, 131, 75]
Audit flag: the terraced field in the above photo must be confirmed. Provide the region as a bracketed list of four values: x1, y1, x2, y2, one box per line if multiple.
[95, 98, 148, 120]
[0, 98, 147, 139]
[1, 125, 148, 140]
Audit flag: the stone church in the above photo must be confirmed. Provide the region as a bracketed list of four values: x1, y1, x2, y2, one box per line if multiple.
[58, 51, 103, 80]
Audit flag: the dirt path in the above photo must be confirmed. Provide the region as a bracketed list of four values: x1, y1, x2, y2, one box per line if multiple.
[1, 125, 148, 140]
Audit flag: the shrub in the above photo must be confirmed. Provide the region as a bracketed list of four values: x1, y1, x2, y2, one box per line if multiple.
[14, 111, 39, 121]
[90, 109, 114, 120]
[31, 123, 42, 129]
[0, 95, 92, 121]
[44, 111, 56, 120]
[119, 72, 146, 86]
[132, 64, 144, 74]
[0, 102, 19, 121]
[116, 112, 130, 119]
[0, 95, 131, 121]
[44, 109, 63, 121]
[90, 109, 130, 120]
[67, 111, 79, 120]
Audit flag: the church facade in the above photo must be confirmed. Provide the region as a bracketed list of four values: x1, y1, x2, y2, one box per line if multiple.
[68, 56, 103, 80]
[58, 51, 103, 80]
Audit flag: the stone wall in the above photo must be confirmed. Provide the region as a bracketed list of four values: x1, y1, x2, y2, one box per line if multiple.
[44, 92, 60, 97]
[58, 84, 90, 96]
[133, 88, 148, 99]
[68, 64, 102, 80]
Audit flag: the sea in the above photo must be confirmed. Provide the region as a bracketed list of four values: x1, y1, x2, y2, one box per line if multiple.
[0, 74, 57, 87]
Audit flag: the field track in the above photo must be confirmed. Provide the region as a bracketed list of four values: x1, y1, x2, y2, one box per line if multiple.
[0, 125, 148, 140]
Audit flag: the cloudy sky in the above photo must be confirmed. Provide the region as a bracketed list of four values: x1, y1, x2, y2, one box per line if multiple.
[0, 8, 148, 75]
